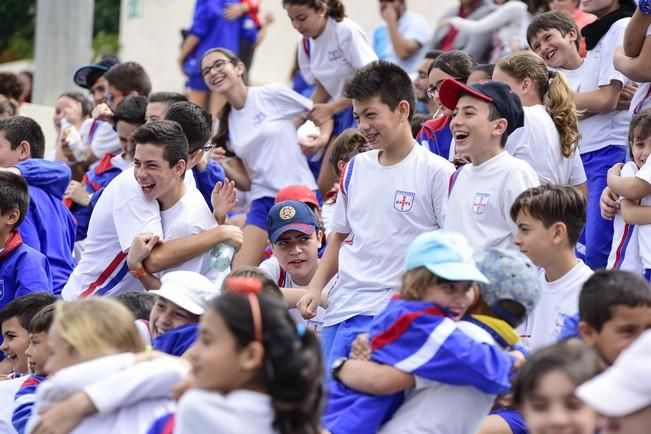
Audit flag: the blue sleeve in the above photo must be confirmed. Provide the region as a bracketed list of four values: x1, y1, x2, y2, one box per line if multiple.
[372, 316, 514, 395]
[12, 375, 45, 434]
[489, 408, 528, 434]
[152, 324, 199, 357]
[188, 0, 217, 38]
[192, 161, 225, 211]
[14, 248, 53, 297]
[322, 381, 403, 434]
[16, 159, 71, 199]
[558, 313, 581, 341]
[18, 207, 40, 251]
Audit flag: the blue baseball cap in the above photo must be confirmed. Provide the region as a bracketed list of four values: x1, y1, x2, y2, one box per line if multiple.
[73, 55, 120, 89]
[406, 230, 489, 284]
[267, 200, 319, 244]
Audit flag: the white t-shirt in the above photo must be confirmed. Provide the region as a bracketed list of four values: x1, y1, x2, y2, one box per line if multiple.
[110, 153, 131, 171]
[0, 377, 23, 434]
[524, 260, 593, 350]
[608, 161, 643, 273]
[506, 104, 586, 186]
[373, 10, 431, 74]
[175, 389, 275, 434]
[160, 186, 218, 279]
[298, 17, 378, 100]
[328, 144, 454, 326]
[629, 25, 651, 115]
[258, 256, 327, 334]
[79, 118, 120, 159]
[228, 85, 317, 201]
[62, 168, 162, 300]
[634, 159, 651, 269]
[557, 18, 631, 155]
[378, 321, 498, 434]
[444, 151, 540, 251]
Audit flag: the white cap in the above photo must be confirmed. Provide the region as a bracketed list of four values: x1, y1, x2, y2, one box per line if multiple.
[149, 271, 219, 315]
[576, 330, 651, 417]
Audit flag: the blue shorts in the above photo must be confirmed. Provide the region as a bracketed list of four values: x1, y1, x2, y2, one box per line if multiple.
[320, 315, 374, 378]
[306, 107, 356, 178]
[244, 196, 275, 231]
[186, 73, 209, 92]
[645, 269, 651, 283]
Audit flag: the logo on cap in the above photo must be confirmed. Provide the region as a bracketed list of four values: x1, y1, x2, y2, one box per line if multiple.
[279, 206, 296, 220]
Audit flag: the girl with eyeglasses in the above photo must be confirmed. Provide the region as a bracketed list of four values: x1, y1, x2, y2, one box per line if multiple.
[201, 48, 326, 269]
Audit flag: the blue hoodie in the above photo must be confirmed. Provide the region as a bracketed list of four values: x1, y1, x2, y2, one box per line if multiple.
[16, 159, 76, 295]
[152, 323, 199, 357]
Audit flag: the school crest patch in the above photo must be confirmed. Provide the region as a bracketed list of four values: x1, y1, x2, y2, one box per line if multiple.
[279, 206, 296, 220]
[472, 193, 490, 215]
[394, 191, 415, 212]
[253, 112, 266, 126]
[328, 49, 344, 62]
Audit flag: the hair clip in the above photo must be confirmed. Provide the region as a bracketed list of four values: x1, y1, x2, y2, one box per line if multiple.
[224, 276, 263, 295]
[296, 323, 306, 338]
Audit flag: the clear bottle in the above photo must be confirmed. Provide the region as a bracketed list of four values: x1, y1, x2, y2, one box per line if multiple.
[208, 243, 235, 286]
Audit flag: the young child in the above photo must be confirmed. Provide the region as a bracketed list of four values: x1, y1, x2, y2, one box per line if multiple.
[439, 78, 539, 250]
[527, 7, 634, 269]
[297, 61, 455, 369]
[324, 233, 539, 434]
[576, 329, 651, 433]
[12, 304, 55, 434]
[511, 184, 592, 350]
[0, 171, 52, 306]
[148, 270, 219, 356]
[259, 200, 328, 333]
[606, 109, 651, 279]
[577, 270, 651, 365]
[174, 276, 324, 433]
[513, 340, 604, 434]
[604, 110, 651, 273]
[492, 51, 587, 191]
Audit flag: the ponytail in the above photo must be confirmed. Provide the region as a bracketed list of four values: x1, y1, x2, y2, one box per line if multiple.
[497, 52, 579, 158]
[545, 70, 580, 158]
[282, 0, 345, 21]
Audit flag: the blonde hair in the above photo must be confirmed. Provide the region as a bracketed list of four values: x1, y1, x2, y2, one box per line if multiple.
[400, 267, 441, 301]
[53, 298, 144, 361]
[496, 51, 580, 158]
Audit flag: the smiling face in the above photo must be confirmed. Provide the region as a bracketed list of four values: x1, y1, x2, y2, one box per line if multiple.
[149, 296, 200, 339]
[522, 370, 599, 434]
[549, 0, 580, 14]
[529, 28, 579, 69]
[0, 317, 29, 374]
[90, 76, 109, 106]
[133, 143, 185, 204]
[428, 67, 454, 116]
[272, 229, 321, 286]
[414, 58, 435, 103]
[449, 95, 506, 164]
[422, 281, 475, 319]
[285, 4, 328, 39]
[53, 96, 83, 132]
[115, 120, 139, 159]
[146, 102, 170, 123]
[514, 210, 558, 268]
[353, 96, 408, 150]
[631, 127, 651, 170]
[201, 51, 245, 95]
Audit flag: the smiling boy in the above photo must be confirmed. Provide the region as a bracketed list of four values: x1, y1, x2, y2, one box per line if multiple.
[439, 78, 539, 250]
[297, 61, 454, 368]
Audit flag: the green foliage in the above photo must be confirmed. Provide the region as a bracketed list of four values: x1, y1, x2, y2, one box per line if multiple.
[0, 0, 121, 62]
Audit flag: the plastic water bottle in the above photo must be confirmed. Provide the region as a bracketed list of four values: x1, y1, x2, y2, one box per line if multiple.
[208, 243, 235, 286]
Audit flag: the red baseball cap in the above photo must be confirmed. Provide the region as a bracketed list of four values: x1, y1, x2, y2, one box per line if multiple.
[275, 184, 319, 208]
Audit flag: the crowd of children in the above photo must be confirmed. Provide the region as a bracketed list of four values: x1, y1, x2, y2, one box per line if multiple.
[2, 0, 651, 432]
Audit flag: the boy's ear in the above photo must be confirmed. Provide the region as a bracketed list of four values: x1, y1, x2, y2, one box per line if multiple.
[578, 320, 598, 345]
[551, 221, 569, 245]
[3, 208, 20, 226]
[174, 159, 187, 177]
[398, 100, 411, 122]
[492, 117, 508, 138]
[17, 140, 31, 161]
[316, 229, 324, 248]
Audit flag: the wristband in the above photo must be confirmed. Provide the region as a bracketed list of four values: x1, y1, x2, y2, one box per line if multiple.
[129, 266, 146, 279]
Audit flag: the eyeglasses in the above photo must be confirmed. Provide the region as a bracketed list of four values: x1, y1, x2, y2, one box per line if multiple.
[202, 143, 215, 153]
[426, 84, 440, 100]
[201, 59, 231, 77]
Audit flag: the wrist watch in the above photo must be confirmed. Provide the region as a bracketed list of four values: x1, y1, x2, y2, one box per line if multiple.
[129, 266, 146, 279]
[331, 357, 348, 382]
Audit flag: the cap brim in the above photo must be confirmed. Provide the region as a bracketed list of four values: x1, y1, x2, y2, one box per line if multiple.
[73, 64, 109, 89]
[425, 262, 490, 284]
[438, 78, 494, 111]
[576, 370, 651, 417]
[149, 289, 205, 315]
[270, 224, 316, 244]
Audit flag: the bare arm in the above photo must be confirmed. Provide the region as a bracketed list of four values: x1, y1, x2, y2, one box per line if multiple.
[338, 359, 415, 395]
[614, 39, 651, 82]
[608, 165, 651, 199]
[624, 9, 651, 57]
[620, 199, 651, 225]
[575, 81, 622, 114]
[219, 156, 251, 192]
[178, 34, 200, 66]
[386, 20, 421, 60]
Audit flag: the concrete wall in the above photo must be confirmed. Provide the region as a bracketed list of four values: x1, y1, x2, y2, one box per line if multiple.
[119, 0, 455, 91]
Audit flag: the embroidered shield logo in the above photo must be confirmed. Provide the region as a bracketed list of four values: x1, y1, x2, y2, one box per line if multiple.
[279, 206, 296, 220]
[394, 191, 415, 212]
[472, 193, 490, 214]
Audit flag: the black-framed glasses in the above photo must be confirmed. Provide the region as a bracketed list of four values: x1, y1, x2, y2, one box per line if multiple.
[202, 143, 215, 152]
[426, 84, 439, 100]
[201, 59, 231, 77]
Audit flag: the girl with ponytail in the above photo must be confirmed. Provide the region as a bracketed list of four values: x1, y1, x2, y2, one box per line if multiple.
[283, 0, 378, 194]
[493, 51, 587, 194]
[175, 276, 324, 434]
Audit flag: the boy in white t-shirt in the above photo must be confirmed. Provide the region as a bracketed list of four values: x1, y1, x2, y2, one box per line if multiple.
[297, 61, 455, 368]
[511, 184, 593, 350]
[259, 200, 328, 333]
[438, 78, 540, 250]
[527, 8, 632, 269]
